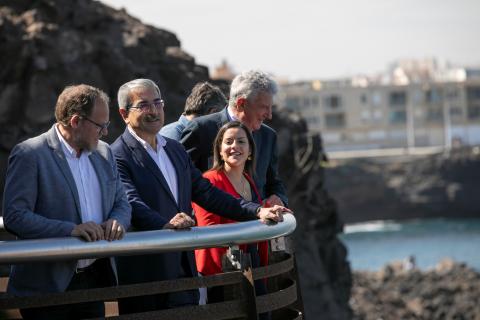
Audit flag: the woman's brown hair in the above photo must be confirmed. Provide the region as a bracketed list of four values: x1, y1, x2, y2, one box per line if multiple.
[211, 121, 256, 176]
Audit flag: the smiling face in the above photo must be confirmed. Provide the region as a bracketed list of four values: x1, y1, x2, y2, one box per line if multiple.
[120, 86, 164, 139]
[236, 91, 273, 132]
[220, 127, 251, 170]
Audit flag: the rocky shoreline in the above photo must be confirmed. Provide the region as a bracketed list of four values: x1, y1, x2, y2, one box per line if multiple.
[351, 259, 480, 320]
[326, 147, 480, 224]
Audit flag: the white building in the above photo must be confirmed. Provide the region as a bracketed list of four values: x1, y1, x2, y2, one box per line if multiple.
[277, 60, 480, 151]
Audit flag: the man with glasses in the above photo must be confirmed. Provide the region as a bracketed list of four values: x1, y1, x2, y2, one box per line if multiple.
[111, 78, 289, 314]
[2, 84, 131, 319]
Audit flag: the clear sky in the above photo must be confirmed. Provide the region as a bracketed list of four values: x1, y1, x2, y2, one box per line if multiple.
[101, 0, 480, 81]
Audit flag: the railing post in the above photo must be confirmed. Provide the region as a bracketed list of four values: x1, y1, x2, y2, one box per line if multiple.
[223, 245, 258, 320]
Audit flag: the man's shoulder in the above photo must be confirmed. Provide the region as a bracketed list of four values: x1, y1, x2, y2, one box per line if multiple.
[191, 110, 224, 127]
[95, 140, 113, 159]
[160, 120, 182, 139]
[110, 133, 127, 152]
[13, 131, 49, 154]
[259, 123, 277, 137]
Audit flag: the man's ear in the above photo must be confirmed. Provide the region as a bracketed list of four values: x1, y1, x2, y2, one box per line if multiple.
[70, 114, 81, 128]
[236, 97, 247, 111]
[119, 108, 129, 122]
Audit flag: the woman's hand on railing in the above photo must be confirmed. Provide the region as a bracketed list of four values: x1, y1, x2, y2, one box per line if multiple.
[257, 205, 292, 223]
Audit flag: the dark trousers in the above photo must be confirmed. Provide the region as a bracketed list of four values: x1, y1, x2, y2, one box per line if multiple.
[20, 258, 114, 320]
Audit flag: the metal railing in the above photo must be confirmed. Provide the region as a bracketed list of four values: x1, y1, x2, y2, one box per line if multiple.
[0, 214, 296, 264]
[0, 214, 303, 319]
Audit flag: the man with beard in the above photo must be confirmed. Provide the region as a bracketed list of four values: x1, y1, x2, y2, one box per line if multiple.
[110, 78, 289, 314]
[2, 84, 131, 319]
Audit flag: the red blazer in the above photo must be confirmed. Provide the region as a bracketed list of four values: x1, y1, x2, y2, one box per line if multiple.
[194, 170, 268, 276]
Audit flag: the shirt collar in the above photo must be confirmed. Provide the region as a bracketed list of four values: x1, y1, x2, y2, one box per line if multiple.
[128, 125, 166, 152]
[54, 124, 90, 158]
[178, 114, 190, 126]
[227, 106, 238, 122]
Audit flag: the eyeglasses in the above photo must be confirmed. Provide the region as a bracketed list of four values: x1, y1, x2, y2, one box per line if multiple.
[82, 117, 110, 132]
[128, 100, 165, 112]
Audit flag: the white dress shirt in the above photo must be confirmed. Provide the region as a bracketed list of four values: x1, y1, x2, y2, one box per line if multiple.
[128, 126, 178, 204]
[55, 125, 102, 269]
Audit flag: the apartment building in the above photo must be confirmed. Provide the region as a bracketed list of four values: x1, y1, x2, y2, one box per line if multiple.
[277, 61, 480, 151]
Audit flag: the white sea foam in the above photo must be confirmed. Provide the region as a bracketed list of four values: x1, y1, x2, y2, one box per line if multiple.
[344, 220, 402, 234]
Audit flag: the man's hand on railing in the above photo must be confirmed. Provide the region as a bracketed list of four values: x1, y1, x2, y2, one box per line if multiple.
[102, 219, 126, 241]
[71, 221, 105, 242]
[163, 212, 196, 229]
[257, 205, 292, 224]
[263, 194, 284, 207]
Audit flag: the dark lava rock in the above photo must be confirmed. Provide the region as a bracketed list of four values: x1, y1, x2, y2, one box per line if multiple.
[0, 0, 209, 202]
[326, 147, 480, 223]
[351, 259, 480, 320]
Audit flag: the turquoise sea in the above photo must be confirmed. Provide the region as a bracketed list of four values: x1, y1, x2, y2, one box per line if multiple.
[339, 218, 480, 271]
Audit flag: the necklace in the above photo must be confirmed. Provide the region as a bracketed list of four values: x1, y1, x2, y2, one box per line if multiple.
[239, 175, 252, 201]
[226, 172, 251, 201]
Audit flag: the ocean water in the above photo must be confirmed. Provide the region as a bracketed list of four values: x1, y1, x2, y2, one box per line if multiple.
[339, 218, 480, 271]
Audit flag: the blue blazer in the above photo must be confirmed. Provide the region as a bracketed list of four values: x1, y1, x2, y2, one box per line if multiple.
[110, 129, 259, 299]
[181, 108, 288, 205]
[2, 125, 131, 296]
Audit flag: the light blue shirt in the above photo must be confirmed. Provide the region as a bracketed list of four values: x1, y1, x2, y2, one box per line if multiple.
[160, 115, 190, 141]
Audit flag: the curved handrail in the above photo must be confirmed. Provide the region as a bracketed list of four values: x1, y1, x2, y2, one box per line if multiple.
[0, 213, 296, 264]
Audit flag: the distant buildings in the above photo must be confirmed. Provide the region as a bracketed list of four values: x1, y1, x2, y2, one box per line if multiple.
[277, 59, 480, 151]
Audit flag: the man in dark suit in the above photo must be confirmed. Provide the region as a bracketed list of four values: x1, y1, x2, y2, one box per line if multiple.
[3, 84, 131, 320]
[181, 70, 288, 207]
[111, 79, 288, 314]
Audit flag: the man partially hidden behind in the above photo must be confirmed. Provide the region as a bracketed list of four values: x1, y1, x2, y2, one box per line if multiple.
[181, 70, 288, 207]
[111, 79, 289, 314]
[2, 85, 131, 320]
[161, 81, 226, 141]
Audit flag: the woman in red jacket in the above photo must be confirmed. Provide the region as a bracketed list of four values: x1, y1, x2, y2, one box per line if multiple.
[193, 121, 269, 304]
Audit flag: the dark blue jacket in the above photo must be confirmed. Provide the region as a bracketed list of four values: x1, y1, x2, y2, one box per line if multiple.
[181, 108, 288, 206]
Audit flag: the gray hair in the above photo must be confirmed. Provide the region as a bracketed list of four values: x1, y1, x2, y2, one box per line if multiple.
[228, 70, 278, 108]
[117, 78, 161, 109]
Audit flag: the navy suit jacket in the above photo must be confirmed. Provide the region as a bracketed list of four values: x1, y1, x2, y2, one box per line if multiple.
[181, 108, 288, 206]
[110, 129, 260, 300]
[2, 125, 131, 296]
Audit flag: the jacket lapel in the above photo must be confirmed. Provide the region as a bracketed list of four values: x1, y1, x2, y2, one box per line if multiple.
[46, 125, 82, 219]
[122, 129, 179, 209]
[162, 140, 184, 209]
